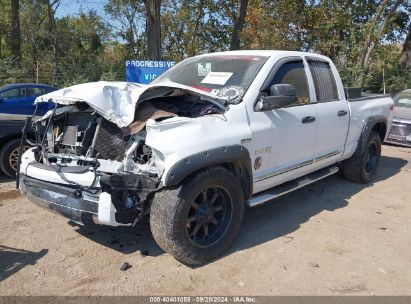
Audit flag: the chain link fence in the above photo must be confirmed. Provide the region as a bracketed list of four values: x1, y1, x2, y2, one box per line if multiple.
[0, 57, 126, 88]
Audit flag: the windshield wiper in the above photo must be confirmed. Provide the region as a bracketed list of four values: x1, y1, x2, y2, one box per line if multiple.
[200, 95, 229, 111]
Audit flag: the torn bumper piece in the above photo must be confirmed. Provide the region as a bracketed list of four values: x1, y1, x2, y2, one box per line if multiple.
[19, 174, 148, 227]
[19, 171, 160, 226]
[19, 174, 100, 225]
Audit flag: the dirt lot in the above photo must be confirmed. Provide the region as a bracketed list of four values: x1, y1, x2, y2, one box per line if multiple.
[0, 145, 410, 296]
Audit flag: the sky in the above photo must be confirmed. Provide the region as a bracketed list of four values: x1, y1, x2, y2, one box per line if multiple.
[55, 0, 125, 37]
[55, 0, 109, 19]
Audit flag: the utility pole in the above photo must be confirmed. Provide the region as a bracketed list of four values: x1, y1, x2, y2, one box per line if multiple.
[36, 61, 39, 84]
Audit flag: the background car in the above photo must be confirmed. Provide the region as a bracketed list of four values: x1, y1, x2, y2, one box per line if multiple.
[386, 89, 411, 147]
[0, 83, 57, 177]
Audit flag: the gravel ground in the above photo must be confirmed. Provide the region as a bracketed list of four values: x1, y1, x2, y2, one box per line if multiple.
[0, 175, 18, 200]
[0, 145, 410, 296]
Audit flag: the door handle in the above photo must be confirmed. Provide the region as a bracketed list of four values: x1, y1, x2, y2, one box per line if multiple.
[302, 116, 315, 124]
[337, 110, 348, 117]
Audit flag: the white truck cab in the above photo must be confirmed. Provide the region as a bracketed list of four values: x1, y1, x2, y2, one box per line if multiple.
[18, 51, 394, 265]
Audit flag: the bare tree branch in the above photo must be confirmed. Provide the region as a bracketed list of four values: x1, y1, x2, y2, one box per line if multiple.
[143, 0, 161, 60]
[230, 0, 249, 50]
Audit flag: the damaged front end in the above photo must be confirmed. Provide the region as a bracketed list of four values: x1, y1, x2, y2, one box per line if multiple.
[18, 81, 226, 226]
[19, 102, 161, 226]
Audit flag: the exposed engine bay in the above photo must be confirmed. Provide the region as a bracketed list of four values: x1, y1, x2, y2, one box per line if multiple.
[37, 95, 223, 172]
[24, 91, 225, 225]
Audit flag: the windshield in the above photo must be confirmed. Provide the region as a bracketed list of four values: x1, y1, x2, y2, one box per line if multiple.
[151, 55, 268, 104]
[394, 91, 411, 109]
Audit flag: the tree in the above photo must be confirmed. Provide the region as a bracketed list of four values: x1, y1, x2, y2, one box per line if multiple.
[161, 0, 229, 60]
[0, 0, 11, 59]
[45, 0, 61, 83]
[10, 0, 21, 63]
[357, 0, 404, 86]
[105, 0, 146, 59]
[186, 0, 205, 56]
[400, 22, 411, 67]
[242, 0, 308, 51]
[230, 0, 248, 50]
[0, 0, 409, 94]
[143, 0, 161, 60]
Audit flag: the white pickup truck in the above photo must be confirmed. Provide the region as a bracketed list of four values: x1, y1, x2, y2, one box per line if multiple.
[18, 51, 394, 265]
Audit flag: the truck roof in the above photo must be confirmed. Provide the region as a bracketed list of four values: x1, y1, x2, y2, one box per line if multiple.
[197, 50, 331, 61]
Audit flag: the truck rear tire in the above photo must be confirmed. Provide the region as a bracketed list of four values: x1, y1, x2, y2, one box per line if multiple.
[0, 138, 30, 178]
[150, 166, 245, 265]
[342, 131, 381, 184]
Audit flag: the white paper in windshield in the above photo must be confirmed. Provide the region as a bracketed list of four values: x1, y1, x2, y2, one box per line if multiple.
[201, 72, 233, 85]
[198, 63, 211, 76]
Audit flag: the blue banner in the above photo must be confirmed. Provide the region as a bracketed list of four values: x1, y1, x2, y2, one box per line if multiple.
[126, 60, 176, 84]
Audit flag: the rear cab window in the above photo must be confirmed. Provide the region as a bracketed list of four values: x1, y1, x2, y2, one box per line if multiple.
[307, 59, 339, 102]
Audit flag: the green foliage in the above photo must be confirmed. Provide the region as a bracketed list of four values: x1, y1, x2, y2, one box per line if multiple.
[0, 58, 32, 84]
[243, 0, 410, 94]
[363, 44, 411, 94]
[161, 0, 232, 60]
[0, 0, 409, 93]
[0, 0, 11, 59]
[104, 0, 146, 58]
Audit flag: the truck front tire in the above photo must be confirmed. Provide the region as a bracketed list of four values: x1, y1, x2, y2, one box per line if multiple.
[0, 138, 29, 178]
[150, 167, 245, 265]
[342, 131, 381, 184]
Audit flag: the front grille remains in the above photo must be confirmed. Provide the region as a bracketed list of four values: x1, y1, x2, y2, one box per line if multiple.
[94, 119, 130, 161]
[61, 126, 78, 146]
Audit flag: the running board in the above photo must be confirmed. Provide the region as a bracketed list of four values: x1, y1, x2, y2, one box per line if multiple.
[246, 166, 339, 207]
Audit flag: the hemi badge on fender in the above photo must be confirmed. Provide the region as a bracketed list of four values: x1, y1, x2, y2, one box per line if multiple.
[241, 138, 252, 144]
[255, 146, 272, 155]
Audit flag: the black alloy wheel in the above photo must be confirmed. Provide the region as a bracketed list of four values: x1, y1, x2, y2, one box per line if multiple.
[364, 142, 379, 175]
[185, 186, 233, 248]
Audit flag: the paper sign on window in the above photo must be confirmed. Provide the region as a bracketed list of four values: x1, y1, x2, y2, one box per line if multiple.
[201, 72, 233, 85]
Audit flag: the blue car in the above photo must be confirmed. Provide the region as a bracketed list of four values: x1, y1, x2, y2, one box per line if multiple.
[0, 83, 57, 177]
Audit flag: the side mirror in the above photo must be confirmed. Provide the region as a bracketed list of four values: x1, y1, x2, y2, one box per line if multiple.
[255, 84, 298, 111]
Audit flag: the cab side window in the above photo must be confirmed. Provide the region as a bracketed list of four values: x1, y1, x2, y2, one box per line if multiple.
[269, 60, 310, 105]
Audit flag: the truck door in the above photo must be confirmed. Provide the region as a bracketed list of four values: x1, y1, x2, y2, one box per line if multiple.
[247, 57, 318, 194]
[306, 59, 350, 167]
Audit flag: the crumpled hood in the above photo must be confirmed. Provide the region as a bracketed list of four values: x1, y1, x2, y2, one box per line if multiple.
[35, 80, 226, 128]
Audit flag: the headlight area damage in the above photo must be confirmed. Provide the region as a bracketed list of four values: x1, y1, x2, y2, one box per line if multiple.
[18, 81, 226, 227]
